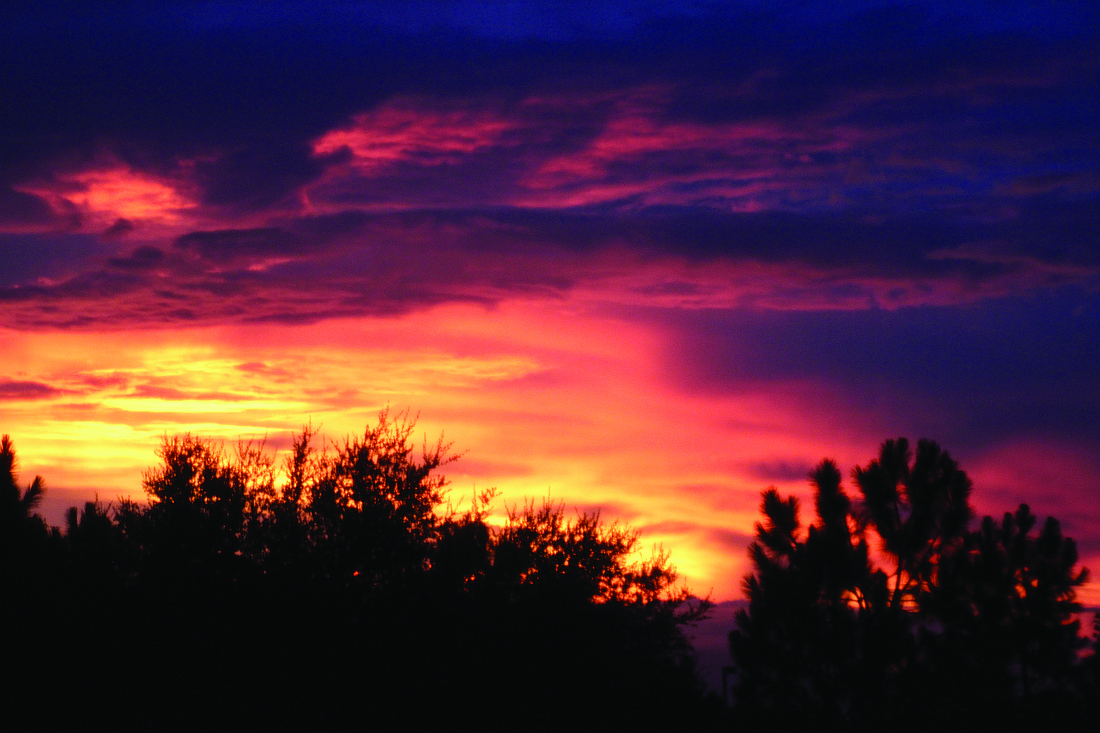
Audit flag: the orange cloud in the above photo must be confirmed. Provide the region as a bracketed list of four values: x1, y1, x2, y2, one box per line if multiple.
[16, 165, 195, 233]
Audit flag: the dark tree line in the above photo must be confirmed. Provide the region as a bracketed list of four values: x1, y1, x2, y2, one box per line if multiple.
[7, 425, 1097, 727]
[2, 412, 716, 726]
[729, 438, 1098, 730]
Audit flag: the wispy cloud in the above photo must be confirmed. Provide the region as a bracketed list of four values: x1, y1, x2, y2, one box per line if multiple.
[0, 379, 68, 400]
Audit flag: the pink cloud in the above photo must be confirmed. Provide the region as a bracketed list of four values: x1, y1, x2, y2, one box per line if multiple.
[14, 164, 197, 234]
[514, 92, 858, 209]
[312, 98, 517, 172]
[295, 88, 879, 213]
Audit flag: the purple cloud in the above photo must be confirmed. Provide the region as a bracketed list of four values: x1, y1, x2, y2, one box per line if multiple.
[0, 379, 66, 400]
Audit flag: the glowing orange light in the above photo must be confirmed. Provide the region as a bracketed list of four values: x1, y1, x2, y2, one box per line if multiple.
[15, 166, 194, 231]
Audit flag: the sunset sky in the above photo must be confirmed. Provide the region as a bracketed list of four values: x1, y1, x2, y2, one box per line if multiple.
[2, 1, 1098, 604]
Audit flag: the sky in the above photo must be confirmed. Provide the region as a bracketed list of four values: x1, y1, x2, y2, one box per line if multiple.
[1, 0, 1098, 605]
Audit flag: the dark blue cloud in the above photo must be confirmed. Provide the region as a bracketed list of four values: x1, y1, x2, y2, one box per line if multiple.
[0, 187, 58, 227]
[3, 2, 1094, 200]
[0, 233, 107, 288]
[662, 291, 1100, 452]
[0, 1, 1096, 331]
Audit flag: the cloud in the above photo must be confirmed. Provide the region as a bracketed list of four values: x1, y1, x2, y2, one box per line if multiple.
[76, 373, 130, 390]
[312, 99, 519, 171]
[2, 3, 1094, 223]
[0, 211, 569, 329]
[0, 186, 59, 228]
[0, 379, 66, 400]
[195, 144, 343, 213]
[234, 361, 296, 381]
[707, 527, 755, 554]
[2, 1, 1098, 606]
[129, 384, 253, 402]
[108, 245, 165, 271]
[174, 228, 305, 267]
[103, 218, 136, 239]
[0, 233, 109, 288]
[0, 3, 1094, 264]
[2, 197, 1099, 331]
[738, 459, 816, 483]
[12, 165, 197, 234]
[660, 292, 1100, 455]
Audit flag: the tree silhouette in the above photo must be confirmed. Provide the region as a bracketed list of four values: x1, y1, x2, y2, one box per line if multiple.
[728, 476, 879, 725]
[1, 434, 47, 534]
[63, 500, 123, 588]
[140, 433, 248, 573]
[934, 504, 1089, 702]
[0, 415, 718, 724]
[466, 497, 712, 723]
[729, 437, 1094, 727]
[310, 408, 454, 591]
[1, 434, 53, 586]
[854, 438, 973, 611]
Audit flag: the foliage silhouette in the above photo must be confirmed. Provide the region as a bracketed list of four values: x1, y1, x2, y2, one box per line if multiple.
[1, 434, 55, 588]
[0, 419, 717, 725]
[934, 503, 1089, 700]
[729, 438, 1095, 729]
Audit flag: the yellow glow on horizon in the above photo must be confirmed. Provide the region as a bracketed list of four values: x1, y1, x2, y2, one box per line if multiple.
[3, 302, 1098, 605]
